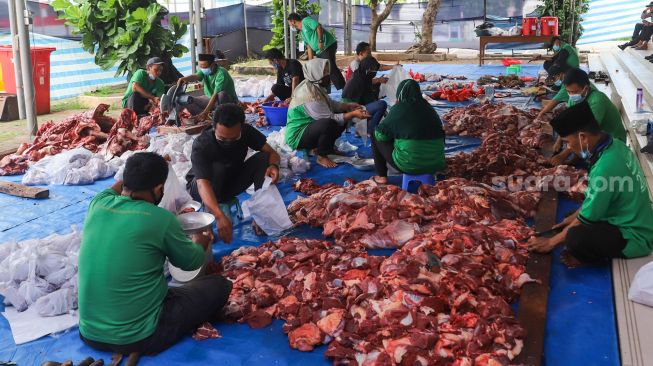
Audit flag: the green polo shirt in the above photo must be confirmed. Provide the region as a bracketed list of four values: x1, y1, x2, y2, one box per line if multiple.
[301, 17, 336, 55]
[196, 67, 238, 102]
[579, 139, 653, 258]
[562, 43, 580, 69]
[78, 189, 205, 345]
[121, 69, 166, 107]
[553, 85, 626, 142]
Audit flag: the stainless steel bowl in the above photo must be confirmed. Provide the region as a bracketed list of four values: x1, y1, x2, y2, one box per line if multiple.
[180, 200, 202, 212]
[351, 158, 375, 171]
[177, 212, 215, 234]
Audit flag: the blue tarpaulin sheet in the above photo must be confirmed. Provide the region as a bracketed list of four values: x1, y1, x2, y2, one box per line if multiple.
[0, 64, 619, 366]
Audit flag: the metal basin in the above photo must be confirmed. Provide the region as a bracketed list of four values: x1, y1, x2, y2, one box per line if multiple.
[177, 212, 215, 234]
[351, 158, 375, 171]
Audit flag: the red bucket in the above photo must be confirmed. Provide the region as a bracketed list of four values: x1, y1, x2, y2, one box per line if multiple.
[522, 17, 538, 36]
[541, 16, 559, 36]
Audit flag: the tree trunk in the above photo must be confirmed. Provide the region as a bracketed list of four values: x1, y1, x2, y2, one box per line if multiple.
[407, 0, 440, 54]
[368, 0, 397, 51]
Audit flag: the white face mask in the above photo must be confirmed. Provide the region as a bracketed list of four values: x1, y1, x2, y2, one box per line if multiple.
[148, 73, 156, 81]
[578, 133, 590, 160]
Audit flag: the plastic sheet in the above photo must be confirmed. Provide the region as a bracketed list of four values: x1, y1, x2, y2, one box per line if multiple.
[0, 64, 618, 366]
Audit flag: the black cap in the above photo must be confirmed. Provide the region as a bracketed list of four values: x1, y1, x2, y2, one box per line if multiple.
[146, 57, 165, 67]
[550, 101, 600, 137]
[198, 53, 214, 63]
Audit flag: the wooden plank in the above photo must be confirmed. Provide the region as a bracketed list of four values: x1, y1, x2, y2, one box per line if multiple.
[515, 190, 556, 366]
[0, 181, 49, 199]
[156, 123, 210, 135]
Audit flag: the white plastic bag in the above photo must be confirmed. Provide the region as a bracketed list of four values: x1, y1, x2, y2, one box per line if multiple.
[241, 177, 293, 236]
[0, 285, 28, 312]
[628, 261, 653, 307]
[508, 26, 522, 36]
[380, 66, 411, 105]
[158, 164, 193, 214]
[34, 287, 78, 317]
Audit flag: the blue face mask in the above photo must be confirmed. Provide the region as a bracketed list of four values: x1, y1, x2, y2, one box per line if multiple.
[554, 79, 563, 87]
[578, 133, 590, 160]
[568, 94, 584, 104]
[553, 45, 561, 52]
[200, 67, 212, 76]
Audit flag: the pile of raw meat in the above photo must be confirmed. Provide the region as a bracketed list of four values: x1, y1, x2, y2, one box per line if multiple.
[0, 105, 164, 176]
[241, 100, 268, 127]
[476, 75, 525, 89]
[219, 223, 535, 364]
[288, 178, 540, 249]
[0, 229, 81, 317]
[443, 102, 539, 139]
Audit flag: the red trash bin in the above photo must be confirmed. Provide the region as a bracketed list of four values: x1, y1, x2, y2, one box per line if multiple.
[522, 17, 539, 36]
[0, 46, 56, 115]
[541, 17, 559, 36]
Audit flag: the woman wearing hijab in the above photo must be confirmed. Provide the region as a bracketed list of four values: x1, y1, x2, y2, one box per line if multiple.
[285, 59, 370, 168]
[342, 56, 388, 134]
[371, 79, 445, 184]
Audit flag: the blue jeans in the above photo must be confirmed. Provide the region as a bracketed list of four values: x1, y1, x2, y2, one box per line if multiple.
[365, 100, 388, 134]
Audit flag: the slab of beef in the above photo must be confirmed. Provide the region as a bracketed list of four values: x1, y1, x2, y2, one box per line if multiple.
[0, 104, 115, 176]
[442, 102, 540, 139]
[103, 109, 150, 157]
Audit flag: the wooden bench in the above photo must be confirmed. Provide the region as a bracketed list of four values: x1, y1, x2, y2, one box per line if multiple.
[478, 35, 551, 66]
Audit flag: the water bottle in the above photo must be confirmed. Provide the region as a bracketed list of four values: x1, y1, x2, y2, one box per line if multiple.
[647, 120, 653, 136]
[636, 88, 644, 113]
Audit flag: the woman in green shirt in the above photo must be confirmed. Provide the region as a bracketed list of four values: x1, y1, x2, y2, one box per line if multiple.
[285, 58, 369, 168]
[530, 102, 653, 265]
[372, 79, 445, 184]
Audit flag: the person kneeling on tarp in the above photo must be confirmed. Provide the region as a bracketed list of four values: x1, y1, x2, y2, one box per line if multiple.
[186, 104, 281, 243]
[371, 79, 445, 184]
[529, 102, 653, 265]
[263, 48, 304, 103]
[176, 53, 239, 122]
[285, 58, 370, 168]
[122, 57, 166, 117]
[78, 152, 232, 355]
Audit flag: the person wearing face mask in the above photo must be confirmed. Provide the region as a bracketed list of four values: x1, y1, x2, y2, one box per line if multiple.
[529, 102, 653, 266]
[346, 42, 397, 81]
[371, 79, 445, 184]
[285, 58, 370, 168]
[78, 152, 233, 355]
[176, 53, 238, 122]
[620, 2, 653, 51]
[263, 48, 305, 103]
[186, 104, 281, 243]
[341, 56, 388, 134]
[534, 36, 579, 73]
[534, 64, 570, 120]
[121, 57, 166, 117]
[287, 12, 346, 90]
[544, 68, 626, 165]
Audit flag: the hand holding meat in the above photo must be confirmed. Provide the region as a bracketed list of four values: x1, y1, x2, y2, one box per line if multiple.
[196, 110, 210, 123]
[528, 236, 560, 253]
[350, 109, 370, 120]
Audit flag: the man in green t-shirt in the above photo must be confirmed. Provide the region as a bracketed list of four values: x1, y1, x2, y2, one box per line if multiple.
[122, 57, 166, 116]
[530, 102, 653, 266]
[78, 152, 232, 355]
[176, 53, 238, 123]
[536, 68, 626, 165]
[287, 12, 345, 90]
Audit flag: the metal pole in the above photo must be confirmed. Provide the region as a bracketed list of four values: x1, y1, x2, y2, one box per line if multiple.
[569, 0, 575, 45]
[15, 0, 37, 136]
[282, 0, 288, 58]
[347, 0, 352, 55]
[189, 1, 196, 73]
[342, 0, 347, 55]
[194, 0, 204, 54]
[484, 0, 487, 22]
[243, 0, 250, 58]
[290, 0, 296, 59]
[7, 0, 25, 119]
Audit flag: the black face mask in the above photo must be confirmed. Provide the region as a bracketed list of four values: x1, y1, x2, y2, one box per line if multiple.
[151, 187, 164, 206]
[216, 139, 240, 149]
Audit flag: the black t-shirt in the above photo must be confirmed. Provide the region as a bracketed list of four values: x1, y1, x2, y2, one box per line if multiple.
[276, 59, 305, 87]
[186, 124, 267, 182]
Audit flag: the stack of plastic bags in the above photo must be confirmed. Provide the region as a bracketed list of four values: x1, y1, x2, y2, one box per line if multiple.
[235, 76, 276, 98]
[266, 128, 310, 182]
[146, 133, 195, 185]
[22, 148, 119, 186]
[0, 228, 81, 317]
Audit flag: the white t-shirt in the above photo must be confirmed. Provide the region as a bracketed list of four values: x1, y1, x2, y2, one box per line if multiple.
[350, 59, 360, 72]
